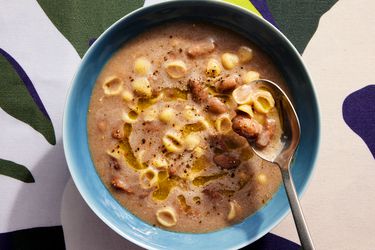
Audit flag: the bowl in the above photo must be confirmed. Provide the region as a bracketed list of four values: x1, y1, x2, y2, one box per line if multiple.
[63, 1, 320, 249]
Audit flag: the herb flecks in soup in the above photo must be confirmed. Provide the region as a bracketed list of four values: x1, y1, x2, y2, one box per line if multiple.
[87, 22, 285, 233]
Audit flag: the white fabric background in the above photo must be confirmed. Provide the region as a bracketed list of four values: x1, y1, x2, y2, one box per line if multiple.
[0, 0, 79, 232]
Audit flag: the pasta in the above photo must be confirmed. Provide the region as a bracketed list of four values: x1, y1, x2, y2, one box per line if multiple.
[253, 90, 275, 114]
[164, 60, 187, 79]
[242, 71, 260, 84]
[184, 133, 201, 150]
[159, 108, 175, 123]
[162, 130, 184, 153]
[238, 46, 253, 63]
[156, 207, 177, 227]
[232, 84, 253, 104]
[227, 201, 237, 221]
[122, 90, 134, 102]
[183, 105, 197, 120]
[206, 59, 222, 77]
[215, 114, 232, 134]
[132, 77, 152, 97]
[236, 104, 254, 118]
[102, 76, 123, 95]
[122, 110, 138, 123]
[134, 57, 151, 76]
[139, 168, 158, 189]
[182, 119, 209, 136]
[152, 156, 168, 169]
[221, 52, 239, 70]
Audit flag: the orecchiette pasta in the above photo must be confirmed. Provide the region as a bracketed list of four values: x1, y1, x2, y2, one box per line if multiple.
[221, 52, 239, 70]
[134, 57, 151, 76]
[184, 133, 201, 150]
[206, 59, 222, 77]
[156, 207, 177, 227]
[232, 84, 253, 105]
[215, 114, 232, 134]
[152, 156, 168, 169]
[253, 90, 275, 114]
[238, 46, 253, 63]
[183, 105, 197, 120]
[164, 60, 187, 79]
[242, 71, 260, 84]
[159, 108, 175, 123]
[122, 90, 134, 102]
[122, 110, 139, 123]
[139, 168, 158, 189]
[182, 119, 209, 136]
[162, 131, 184, 153]
[102, 76, 123, 95]
[132, 77, 152, 97]
[227, 201, 239, 221]
[237, 104, 254, 118]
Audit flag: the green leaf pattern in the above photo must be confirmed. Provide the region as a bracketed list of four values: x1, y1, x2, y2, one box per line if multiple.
[0, 159, 35, 183]
[37, 0, 145, 57]
[0, 54, 56, 146]
[267, 0, 339, 53]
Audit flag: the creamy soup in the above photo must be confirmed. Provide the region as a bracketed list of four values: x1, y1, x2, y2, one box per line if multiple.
[87, 22, 285, 233]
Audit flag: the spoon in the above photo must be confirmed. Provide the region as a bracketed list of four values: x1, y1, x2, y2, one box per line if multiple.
[247, 79, 315, 250]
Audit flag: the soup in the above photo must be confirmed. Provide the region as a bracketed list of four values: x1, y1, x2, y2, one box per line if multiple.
[87, 22, 284, 233]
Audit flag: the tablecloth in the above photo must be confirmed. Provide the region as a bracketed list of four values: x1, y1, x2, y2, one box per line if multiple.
[0, 0, 374, 249]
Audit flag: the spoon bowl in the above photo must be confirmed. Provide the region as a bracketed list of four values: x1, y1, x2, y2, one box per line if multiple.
[247, 79, 315, 250]
[249, 79, 301, 167]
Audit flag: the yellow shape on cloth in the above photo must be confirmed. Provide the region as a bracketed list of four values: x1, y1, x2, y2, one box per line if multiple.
[223, 0, 262, 17]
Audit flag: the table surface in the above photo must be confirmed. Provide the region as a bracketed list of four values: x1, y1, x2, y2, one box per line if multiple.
[0, 0, 374, 249]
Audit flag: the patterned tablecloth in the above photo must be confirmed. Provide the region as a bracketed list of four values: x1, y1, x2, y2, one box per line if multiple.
[0, 0, 374, 249]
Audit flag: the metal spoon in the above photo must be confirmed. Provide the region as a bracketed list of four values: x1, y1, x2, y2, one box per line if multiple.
[248, 79, 315, 250]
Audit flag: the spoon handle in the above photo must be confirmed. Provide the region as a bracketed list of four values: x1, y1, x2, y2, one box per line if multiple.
[281, 168, 315, 250]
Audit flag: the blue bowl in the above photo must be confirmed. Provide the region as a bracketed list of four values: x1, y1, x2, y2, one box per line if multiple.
[63, 1, 320, 249]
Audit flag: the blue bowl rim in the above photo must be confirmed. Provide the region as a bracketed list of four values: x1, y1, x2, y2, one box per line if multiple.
[63, 0, 321, 249]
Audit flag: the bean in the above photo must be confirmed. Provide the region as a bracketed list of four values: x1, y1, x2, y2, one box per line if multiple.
[187, 38, 215, 57]
[216, 74, 241, 93]
[232, 115, 263, 139]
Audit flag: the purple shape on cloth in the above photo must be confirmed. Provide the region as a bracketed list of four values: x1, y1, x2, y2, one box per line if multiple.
[88, 38, 97, 47]
[0, 48, 51, 121]
[242, 232, 300, 250]
[343, 85, 375, 158]
[250, 0, 278, 27]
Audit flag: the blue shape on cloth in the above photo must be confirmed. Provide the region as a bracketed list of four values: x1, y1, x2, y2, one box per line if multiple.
[0, 226, 65, 250]
[0, 227, 298, 250]
[343, 85, 375, 158]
